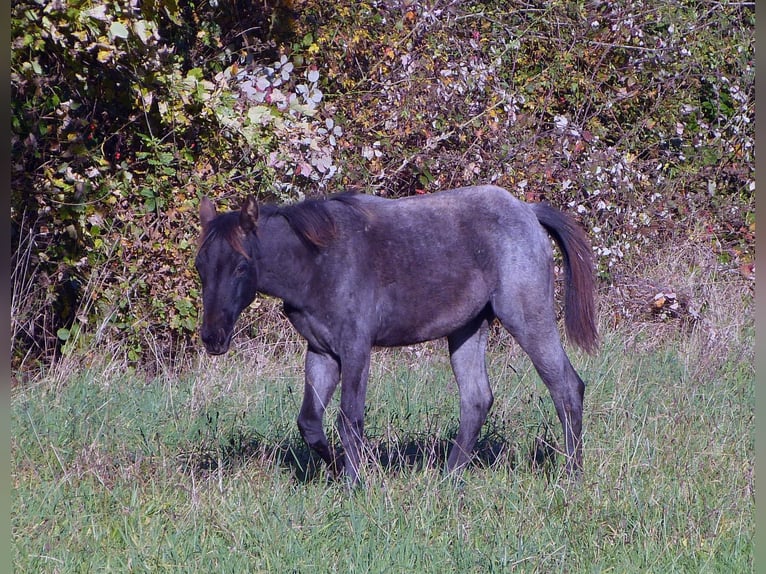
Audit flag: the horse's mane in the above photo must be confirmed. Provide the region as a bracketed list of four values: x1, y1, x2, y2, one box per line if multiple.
[270, 192, 366, 249]
[199, 192, 367, 256]
[198, 212, 249, 257]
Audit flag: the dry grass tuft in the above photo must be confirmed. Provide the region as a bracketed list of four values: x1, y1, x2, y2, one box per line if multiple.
[601, 241, 753, 372]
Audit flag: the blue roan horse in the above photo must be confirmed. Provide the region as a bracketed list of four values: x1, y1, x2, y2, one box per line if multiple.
[195, 185, 598, 483]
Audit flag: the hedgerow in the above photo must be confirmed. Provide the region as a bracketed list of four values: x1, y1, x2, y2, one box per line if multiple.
[11, 0, 753, 372]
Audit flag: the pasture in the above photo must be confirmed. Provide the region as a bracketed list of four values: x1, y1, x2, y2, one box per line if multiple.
[12, 303, 753, 572]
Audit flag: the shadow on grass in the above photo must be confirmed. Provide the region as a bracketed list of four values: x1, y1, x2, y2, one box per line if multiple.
[179, 422, 561, 484]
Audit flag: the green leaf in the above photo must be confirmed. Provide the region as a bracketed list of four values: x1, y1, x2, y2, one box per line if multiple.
[133, 20, 153, 44]
[187, 67, 204, 81]
[110, 21, 130, 40]
[247, 105, 272, 125]
[57, 328, 70, 341]
[162, 0, 182, 25]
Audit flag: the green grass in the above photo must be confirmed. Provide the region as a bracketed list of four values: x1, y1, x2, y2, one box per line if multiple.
[12, 324, 753, 572]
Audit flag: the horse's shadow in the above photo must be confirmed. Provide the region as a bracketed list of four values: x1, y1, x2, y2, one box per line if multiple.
[181, 423, 560, 484]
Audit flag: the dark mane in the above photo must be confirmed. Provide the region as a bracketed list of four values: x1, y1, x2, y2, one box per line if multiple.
[268, 192, 367, 249]
[199, 192, 367, 256]
[198, 211, 249, 257]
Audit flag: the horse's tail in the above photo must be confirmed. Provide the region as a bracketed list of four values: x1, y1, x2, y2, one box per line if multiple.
[532, 202, 599, 354]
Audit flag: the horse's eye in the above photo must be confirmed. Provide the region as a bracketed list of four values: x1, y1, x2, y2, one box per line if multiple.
[235, 262, 249, 277]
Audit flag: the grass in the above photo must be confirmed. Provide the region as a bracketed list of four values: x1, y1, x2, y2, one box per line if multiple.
[11, 313, 753, 573]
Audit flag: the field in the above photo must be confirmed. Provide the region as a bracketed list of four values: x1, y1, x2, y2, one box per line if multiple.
[12, 281, 753, 572]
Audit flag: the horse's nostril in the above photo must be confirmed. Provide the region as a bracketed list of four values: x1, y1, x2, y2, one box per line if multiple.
[200, 322, 231, 355]
[201, 326, 218, 346]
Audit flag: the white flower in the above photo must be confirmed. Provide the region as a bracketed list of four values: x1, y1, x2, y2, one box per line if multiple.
[307, 88, 323, 104]
[280, 62, 293, 82]
[362, 142, 382, 160]
[256, 77, 270, 91]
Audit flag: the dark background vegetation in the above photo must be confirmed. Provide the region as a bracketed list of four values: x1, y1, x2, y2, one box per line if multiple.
[11, 0, 754, 373]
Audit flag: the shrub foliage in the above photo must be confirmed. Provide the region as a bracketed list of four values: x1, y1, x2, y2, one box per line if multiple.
[11, 0, 754, 370]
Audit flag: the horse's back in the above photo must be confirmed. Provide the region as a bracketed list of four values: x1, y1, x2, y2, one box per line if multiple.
[352, 185, 550, 265]
[351, 185, 538, 235]
[353, 184, 525, 213]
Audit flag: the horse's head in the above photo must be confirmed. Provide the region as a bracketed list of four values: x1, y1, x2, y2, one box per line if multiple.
[195, 195, 260, 355]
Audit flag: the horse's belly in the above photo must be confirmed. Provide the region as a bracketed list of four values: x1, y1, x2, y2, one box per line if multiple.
[372, 283, 491, 346]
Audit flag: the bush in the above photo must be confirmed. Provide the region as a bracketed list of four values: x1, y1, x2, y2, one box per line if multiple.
[11, 0, 344, 368]
[11, 0, 754, 373]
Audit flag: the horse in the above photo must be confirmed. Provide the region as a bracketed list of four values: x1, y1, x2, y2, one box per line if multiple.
[194, 185, 598, 484]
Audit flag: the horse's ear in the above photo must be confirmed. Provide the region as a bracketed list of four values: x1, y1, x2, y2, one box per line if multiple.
[239, 195, 259, 233]
[200, 196, 217, 228]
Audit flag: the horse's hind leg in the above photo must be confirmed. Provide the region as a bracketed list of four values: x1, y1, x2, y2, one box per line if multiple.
[446, 316, 494, 474]
[297, 349, 341, 475]
[497, 304, 585, 474]
[532, 343, 585, 475]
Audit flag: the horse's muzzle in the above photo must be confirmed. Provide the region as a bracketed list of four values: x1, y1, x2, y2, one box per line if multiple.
[201, 325, 232, 355]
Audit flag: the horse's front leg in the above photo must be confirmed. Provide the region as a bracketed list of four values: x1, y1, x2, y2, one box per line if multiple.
[297, 349, 341, 475]
[336, 349, 372, 485]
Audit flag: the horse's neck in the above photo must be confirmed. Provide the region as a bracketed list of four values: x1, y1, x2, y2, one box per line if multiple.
[255, 216, 315, 304]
